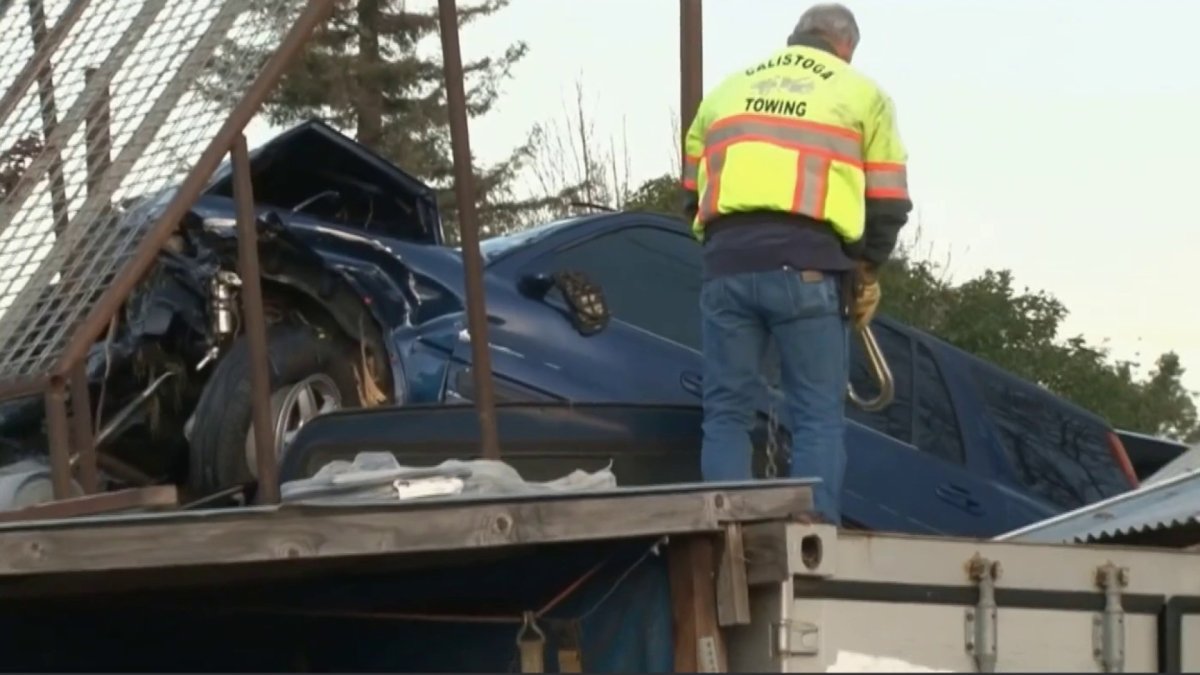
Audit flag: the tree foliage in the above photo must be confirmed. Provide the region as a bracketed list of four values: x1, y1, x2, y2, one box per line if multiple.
[0, 134, 42, 199]
[209, 0, 550, 240]
[514, 81, 626, 228]
[514, 81, 681, 226]
[623, 174, 678, 213]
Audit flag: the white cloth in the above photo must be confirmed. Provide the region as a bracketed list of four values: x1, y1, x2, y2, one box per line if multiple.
[280, 451, 617, 504]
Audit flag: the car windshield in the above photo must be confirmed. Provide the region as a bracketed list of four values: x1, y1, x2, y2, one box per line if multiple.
[477, 216, 582, 262]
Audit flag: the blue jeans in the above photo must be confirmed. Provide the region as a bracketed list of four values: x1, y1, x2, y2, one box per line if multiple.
[700, 268, 850, 524]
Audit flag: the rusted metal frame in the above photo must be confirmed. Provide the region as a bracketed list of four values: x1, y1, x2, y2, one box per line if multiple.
[61, 67, 108, 497]
[43, 376, 73, 499]
[67, 361, 98, 493]
[25, 0, 70, 236]
[96, 452, 155, 487]
[0, 0, 90, 130]
[83, 66, 112, 200]
[679, 0, 704, 152]
[0, 375, 48, 400]
[230, 134, 279, 505]
[436, 0, 500, 460]
[0, 0, 169, 356]
[0, 484, 177, 523]
[54, 0, 339, 378]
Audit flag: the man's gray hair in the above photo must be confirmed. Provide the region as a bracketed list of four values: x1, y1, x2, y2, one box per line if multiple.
[789, 3, 861, 49]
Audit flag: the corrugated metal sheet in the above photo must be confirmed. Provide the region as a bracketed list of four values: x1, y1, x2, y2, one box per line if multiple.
[995, 464, 1200, 547]
[1145, 444, 1200, 486]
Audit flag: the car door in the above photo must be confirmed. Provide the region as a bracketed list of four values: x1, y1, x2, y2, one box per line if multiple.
[448, 222, 706, 406]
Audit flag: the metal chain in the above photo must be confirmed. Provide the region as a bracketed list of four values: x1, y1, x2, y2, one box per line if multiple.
[764, 403, 780, 479]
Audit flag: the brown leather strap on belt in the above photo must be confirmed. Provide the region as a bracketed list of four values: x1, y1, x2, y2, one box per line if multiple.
[789, 268, 851, 317]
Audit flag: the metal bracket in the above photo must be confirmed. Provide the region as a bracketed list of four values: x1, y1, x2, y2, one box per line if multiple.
[1093, 563, 1129, 673]
[772, 619, 820, 658]
[698, 635, 721, 673]
[965, 554, 1001, 673]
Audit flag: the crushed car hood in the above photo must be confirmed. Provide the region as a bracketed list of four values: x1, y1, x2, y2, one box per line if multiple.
[203, 118, 444, 246]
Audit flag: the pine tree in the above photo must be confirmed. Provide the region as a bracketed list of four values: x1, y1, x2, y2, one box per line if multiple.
[208, 0, 551, 239]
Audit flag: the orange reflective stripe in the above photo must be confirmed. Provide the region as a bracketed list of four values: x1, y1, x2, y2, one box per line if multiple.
[682, 154, 700, 190]
[709, 113, 862, 141]
[792, 154, 831, 218]
[697, 150, 726, 222]
[705, 114, 862, 166]
[865, 162, 908, 199]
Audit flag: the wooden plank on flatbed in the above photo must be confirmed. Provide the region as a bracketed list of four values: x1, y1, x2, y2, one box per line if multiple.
[0, 482, 812, 578]
[715, 523, 751, 626]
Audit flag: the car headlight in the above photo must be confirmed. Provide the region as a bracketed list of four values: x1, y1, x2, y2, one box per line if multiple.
[202, 216, 237, 230]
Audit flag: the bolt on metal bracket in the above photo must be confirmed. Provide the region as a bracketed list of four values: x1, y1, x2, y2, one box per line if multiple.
[965, 554, 1001, 673]
[1093, 563, 1129, 673]
[698, 635, 722, 673]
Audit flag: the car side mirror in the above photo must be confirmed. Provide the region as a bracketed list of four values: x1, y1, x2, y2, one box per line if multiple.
[518, 270, 610, 336]
[518, 272, 556, 300]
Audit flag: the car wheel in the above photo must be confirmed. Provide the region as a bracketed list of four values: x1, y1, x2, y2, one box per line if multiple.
[187, 323, 363, 497]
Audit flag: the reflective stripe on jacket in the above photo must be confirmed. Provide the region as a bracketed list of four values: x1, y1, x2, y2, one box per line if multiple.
[683, 44, 909, 244]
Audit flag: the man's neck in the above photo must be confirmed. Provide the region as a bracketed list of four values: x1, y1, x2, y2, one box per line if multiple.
[786, 33, 840, 59]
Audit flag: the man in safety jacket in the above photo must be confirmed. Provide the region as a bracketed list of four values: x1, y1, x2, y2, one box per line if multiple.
[682, 3, 912, 524]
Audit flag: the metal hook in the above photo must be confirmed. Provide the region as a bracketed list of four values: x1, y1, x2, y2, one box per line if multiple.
[847, 325, 895, 412]
[516, 610, 547, 673]
[517, 610, 546, 644]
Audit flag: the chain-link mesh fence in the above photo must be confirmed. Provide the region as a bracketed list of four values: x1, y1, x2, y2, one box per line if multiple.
[0, 0, 311, 387]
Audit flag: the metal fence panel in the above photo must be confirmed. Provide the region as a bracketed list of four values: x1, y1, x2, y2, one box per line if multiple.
[0, 0, 307, 386]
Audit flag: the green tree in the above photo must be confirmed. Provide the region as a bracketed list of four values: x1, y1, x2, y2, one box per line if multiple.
[624, 174, 678, 213]
[209, 0, 547, 240]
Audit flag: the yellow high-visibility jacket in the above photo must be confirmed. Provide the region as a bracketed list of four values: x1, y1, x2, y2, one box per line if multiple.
[683, 43, 910, 252]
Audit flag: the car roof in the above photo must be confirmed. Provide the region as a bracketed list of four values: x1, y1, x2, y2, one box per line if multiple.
[890, 316, 1113, 428]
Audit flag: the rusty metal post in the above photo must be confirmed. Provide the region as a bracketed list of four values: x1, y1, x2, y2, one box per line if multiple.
[230, 134, 279, 504]
[0, 0, 89, 129]
[679, 0, 704, 149]
[55, 0, 339, 378]
[43, 377, 73, 499]
[436, 0, 500, 460]
[83, 66, 112, 198]
[68, 362, 99, 493]
[26, 0, 71, 236]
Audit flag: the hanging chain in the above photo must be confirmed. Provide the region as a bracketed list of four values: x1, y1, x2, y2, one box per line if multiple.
[764, 402, 780, 479]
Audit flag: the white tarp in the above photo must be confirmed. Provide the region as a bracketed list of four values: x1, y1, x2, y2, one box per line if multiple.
[280, 451, 617, 505]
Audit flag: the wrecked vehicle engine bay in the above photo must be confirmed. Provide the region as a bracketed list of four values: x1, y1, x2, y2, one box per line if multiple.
[0, 120, 443, 504]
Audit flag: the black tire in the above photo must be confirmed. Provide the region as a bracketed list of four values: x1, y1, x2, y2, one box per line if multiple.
[187, 323, 362, 496]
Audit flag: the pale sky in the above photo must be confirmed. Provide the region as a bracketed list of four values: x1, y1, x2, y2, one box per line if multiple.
[444, 0, 1200, 394]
